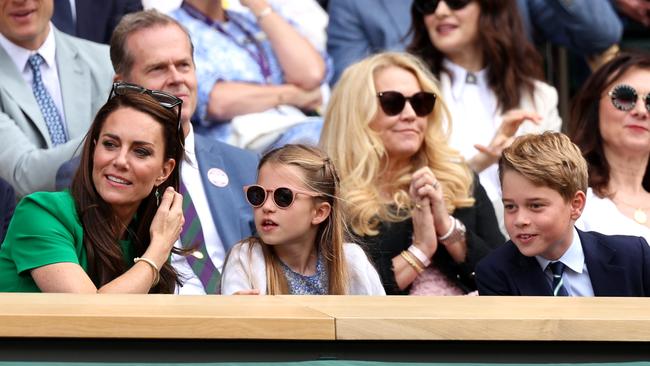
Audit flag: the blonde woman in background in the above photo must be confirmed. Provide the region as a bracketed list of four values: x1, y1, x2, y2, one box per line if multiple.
[321, 52, 504, 295]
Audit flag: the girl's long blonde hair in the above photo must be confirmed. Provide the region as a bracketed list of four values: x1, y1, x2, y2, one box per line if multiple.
[250, 144, 348, 295]
[321, 52, 474, 236]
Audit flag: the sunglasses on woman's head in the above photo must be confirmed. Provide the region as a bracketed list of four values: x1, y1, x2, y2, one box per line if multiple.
[414, 0, 473, 14]
[377, 91, 437, 117]
[608, 84, 650, 113]
[108, 82, 184, 135]
[244, 185, 321, 209]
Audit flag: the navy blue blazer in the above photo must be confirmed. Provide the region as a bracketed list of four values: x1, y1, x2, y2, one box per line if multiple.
[476, 229, 650, 296]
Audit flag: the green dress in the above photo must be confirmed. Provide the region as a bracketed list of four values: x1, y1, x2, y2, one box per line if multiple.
[0, 191, 134, 292]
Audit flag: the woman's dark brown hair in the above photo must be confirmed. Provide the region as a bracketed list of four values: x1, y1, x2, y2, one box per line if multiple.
[568, 52, 650, 197]
[71, 92, 184, 293]
[407, 0, 543, 112]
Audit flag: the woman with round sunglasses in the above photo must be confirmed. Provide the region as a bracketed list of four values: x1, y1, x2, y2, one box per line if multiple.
[569, 52, 650, 241]
[220, 144, 384, 295]
[321, 52, 504, 295]
[0, 90, 185, 293]
[407, 0, 562, 232]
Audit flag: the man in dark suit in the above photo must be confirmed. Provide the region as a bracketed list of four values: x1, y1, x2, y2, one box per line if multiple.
[476, 132, 650, 297]
[52, 0, 143, 44]
[109, 10, 257, 294]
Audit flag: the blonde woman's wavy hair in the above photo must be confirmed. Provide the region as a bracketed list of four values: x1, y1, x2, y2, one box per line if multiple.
[321, 52, 474, 236]
[249, 144, 348, 295]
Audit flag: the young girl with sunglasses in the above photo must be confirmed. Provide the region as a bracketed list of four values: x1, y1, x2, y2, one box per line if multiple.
[220, 144, 384, 295]
[570, 52, 650, 242]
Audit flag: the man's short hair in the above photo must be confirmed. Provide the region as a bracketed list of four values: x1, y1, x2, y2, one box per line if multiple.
[110, 9, 193, 77]
[499, 132, 588, 201]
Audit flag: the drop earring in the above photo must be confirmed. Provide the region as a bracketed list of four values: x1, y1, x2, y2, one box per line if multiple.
[155, 187, 161, 206]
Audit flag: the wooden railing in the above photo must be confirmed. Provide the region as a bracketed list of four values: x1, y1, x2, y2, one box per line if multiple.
[1, 294, 649, 341]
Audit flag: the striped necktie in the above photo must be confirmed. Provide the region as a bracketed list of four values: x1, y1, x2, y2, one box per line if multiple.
[179, 182, 220, 293]
[548, 261, 569, 296]
[28, 54, 67, 146]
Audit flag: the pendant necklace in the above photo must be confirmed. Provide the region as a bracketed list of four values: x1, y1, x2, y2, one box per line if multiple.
[614, 198, 650, 225]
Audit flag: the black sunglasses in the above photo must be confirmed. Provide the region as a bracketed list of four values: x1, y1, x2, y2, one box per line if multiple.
[413, 0, 472, 14]
[244, 185, 320, 209]
[109, 82, 183, 135]
[608, 84, 650, 113]
[377, 91, 437, 117]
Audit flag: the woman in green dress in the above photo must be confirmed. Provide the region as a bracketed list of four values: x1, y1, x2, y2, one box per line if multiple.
[0, 83, 185, 293]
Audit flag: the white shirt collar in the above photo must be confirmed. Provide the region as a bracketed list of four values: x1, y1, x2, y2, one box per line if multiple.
[442, 58, 488, 102]
[0, 22, 56, 73]
[183, 123, 197, 166]
[536, 227, 585, 274]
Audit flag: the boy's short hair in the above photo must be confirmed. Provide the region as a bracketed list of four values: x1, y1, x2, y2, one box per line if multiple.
[499, 132, 588, 201]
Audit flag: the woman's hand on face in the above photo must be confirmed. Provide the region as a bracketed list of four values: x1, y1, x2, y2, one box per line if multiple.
[471, 109, 541, 172]
[148, 187, 184, 265]
[411, 167, 453, 243]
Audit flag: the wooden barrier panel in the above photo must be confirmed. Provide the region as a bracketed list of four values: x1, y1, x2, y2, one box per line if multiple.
[281, 296, 650, 341]
[1, 294, 649, 341]
[0, 293, 334, 340]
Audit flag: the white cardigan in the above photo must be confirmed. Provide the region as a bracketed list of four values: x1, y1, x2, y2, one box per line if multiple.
[221, 241, 386, 295]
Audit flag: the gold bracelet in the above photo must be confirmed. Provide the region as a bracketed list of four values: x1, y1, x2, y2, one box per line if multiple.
[400, 251, 424, 274]
[134, 257, 160, 287]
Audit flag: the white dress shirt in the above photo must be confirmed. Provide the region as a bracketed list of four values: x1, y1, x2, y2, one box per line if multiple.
[172, 126, 226, 294]
[535, 228, 595, 296]
[0, 23, 67, 125]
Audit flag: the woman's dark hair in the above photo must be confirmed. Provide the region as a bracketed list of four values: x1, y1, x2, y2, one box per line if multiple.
[71, 92, 184, 293]
[568, 52, 650, 197]
[406, 0, 543, 112]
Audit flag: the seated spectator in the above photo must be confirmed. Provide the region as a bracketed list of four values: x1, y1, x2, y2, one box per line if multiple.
[320, 52, 504, 295]
[221, 144, 385, 295]
[57, 9, 259, 294]
[170, 0, 328, 151]
[477, 132, 650, 296]
[0, 88, 185, 293]
[0, 0, 113, 196]
[52, 0, 143, 44]
[407, 0, 562, 232]
[0, 178, 15, 243]
[570, 52, 650, 241]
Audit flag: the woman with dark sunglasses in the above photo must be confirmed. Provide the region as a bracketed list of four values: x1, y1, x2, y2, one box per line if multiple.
[220, 144, 384, 295]
[407, 0, 562, 234]
[0, 91, 186, 293]
[321, 52, 504, 295]
[570, 52, 650, 242]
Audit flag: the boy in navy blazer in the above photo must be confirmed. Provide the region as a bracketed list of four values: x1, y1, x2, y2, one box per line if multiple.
[476, 132, 650, 296]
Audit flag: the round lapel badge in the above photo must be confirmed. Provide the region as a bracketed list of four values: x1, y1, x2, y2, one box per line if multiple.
[207, 168, 229, 188]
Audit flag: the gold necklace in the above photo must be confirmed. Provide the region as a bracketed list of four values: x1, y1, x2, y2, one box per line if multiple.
[613, 199, 650, 224]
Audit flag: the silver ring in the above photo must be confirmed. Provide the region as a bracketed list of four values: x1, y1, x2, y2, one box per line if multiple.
[431, 181, 439, 189]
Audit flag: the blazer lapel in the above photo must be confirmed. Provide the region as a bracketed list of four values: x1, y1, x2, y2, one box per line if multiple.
[54, 28, 92, 140]
[512, 254, 553, 296]
[194, 135, 247, 251]
[579, 230, 627, 296]
[0, 45, 51, 145]
[379, 0, 412, 42]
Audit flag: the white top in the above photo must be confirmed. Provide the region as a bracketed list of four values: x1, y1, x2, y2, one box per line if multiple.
[576, 187, 650, 243]
[535, 228, 594, 296]
[0, 23, 66, 124]
[172, 126, 226, 294]
[221, 241, 386, 295]
[440, 59, 562, 235]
